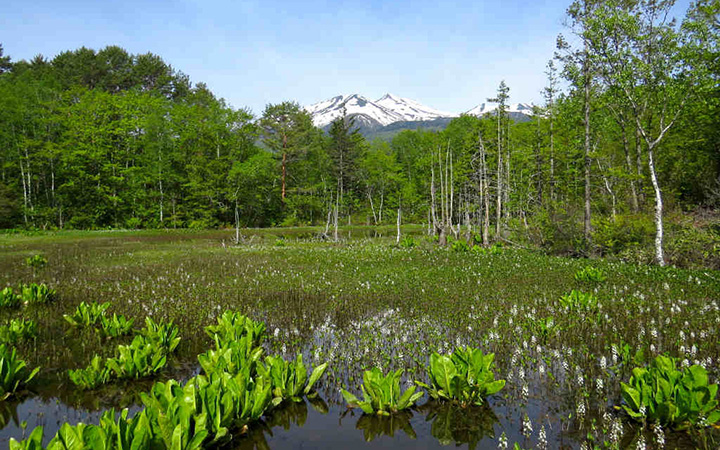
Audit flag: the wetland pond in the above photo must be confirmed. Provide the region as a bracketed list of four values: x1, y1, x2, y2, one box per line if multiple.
[0, 228, 719, 449]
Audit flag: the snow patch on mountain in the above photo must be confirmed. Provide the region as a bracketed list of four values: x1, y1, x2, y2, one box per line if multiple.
[306, 93, 456, 128]
[465, 102, 535, 116]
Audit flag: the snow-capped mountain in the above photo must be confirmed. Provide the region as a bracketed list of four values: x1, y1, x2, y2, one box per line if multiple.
[465, 102, 535, 117]
[305, 94, 456, 129]
[375, 94, 455, 122]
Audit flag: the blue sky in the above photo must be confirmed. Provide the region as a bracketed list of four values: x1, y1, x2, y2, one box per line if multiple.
[1, 0, 691, 116]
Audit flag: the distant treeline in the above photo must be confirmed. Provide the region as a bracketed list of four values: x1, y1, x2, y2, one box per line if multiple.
[0, 0, 718, 266]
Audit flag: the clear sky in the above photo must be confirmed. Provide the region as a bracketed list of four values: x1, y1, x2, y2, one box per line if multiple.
[1, 0, 692, 116]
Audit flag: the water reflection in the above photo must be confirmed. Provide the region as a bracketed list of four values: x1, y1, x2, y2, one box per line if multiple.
[420, 401, 498, 449]
[354, 410, 416, 441]
[231, 397, 329, 450]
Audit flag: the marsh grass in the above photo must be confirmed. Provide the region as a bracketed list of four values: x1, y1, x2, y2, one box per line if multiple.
[0, 226, 718, 448]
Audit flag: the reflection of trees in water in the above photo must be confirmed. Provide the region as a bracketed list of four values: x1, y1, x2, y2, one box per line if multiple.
[420, 401, 499, 450]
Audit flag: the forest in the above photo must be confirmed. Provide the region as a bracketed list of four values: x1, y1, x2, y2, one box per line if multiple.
[0, 0, 718, 268]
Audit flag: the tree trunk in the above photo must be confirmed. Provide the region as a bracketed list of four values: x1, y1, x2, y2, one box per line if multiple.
[648, 146, 664, 266]
[635, 126, 645, 206]
[396, 206, 401, 244]
[281, 151, 287, 204]
[235, 201, 240, 244]
[583, 39, 592, 250]
[621, 124, 639, 212]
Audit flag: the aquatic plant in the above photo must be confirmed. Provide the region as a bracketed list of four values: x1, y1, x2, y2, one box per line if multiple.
[20, 283, 56, 304]
[64, 301, 110, 327]
[97, 313, 134, 338]
[67, 355, 110, 390]
[419, 347, 505, 407]
[105, 335, 169, 380]
[0, 344, 40, 399]
[25, 254, 47, 270]
[342, 368, 423, 415]
[140, 317, 180, 353]
[205, 311, 265, 348]
[257, 354, 328, 402]
[559, 290, 597, 311]
[0, 318, 38, 344]
[8, 426, 43, 450]
[198, 334, 264, 376]
[575, 266, 607, 283]
[621, 355, 720, 428]
[0, 288, 21, 308]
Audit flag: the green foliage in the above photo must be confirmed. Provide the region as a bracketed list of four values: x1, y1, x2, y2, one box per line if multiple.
[67, 355, 110, 390]
[69, 318, 180, 387]
[198, 334, 264, 377]
[139, 317, 180, 353]
[0, 287, 21, 308]
[105, 335, 169, 380]
[593, 215, 654, 256]
[19, 283, 56, 304]
[419, 347, 505, 407]
[574, 266, 607, 282]
[621, 355, 720, 429]
[257, 354, 328, 402]
[559, 290, 598, 311]
[0, 318, 38, 344]
[0, 344, 40, 399]
[205, 311, 265, 348]
[451, 239, 470, 253]
[9, 426, 43, 450]
[63, 301, 111, 327]
[341, 368, 423, 415]
[25, 254, 47, 269]
[21, 310, 326, 450]
[399, 235, 416, 249]
[97, 313, 134, 338]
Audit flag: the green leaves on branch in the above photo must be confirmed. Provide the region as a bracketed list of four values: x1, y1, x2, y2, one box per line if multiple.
[419, 347, 505, 407]
[621, 355, 720, 429]
[342, 368, 424, 415]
